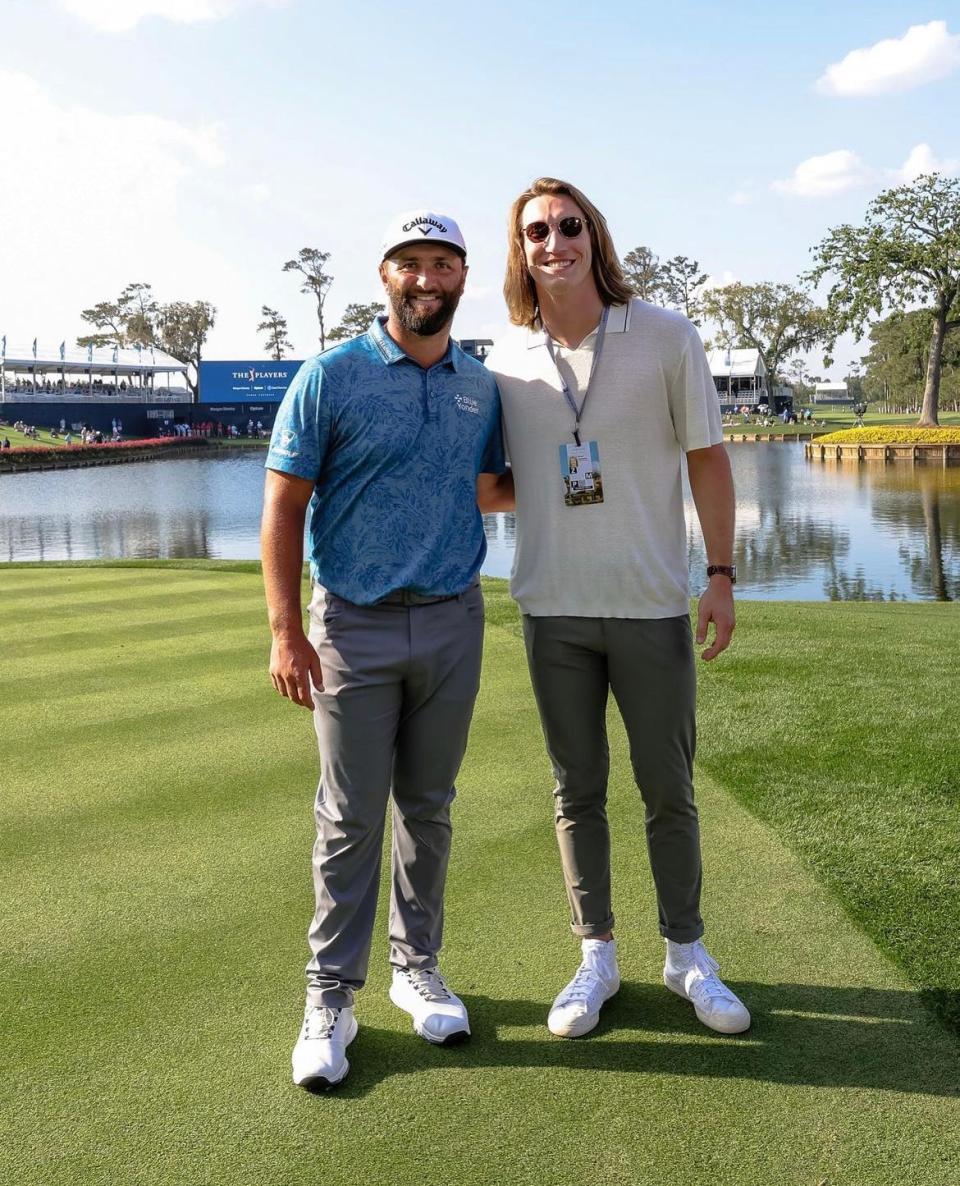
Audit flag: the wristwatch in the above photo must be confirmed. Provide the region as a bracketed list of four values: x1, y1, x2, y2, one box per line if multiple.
[707, 564, 737, 585]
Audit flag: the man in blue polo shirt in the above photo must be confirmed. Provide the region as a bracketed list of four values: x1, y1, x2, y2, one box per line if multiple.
[261, 211, 507, 1091]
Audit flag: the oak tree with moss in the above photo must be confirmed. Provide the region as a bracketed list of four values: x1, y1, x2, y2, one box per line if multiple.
[701, 282, 823, 399]
[809, 173, 960, 426]
[327, 302, 385, 342]
[156, 301, 216, 401]
[621, 246, 663, 301]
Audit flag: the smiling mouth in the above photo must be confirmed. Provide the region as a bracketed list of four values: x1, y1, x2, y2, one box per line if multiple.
[542, 259, 575, 270]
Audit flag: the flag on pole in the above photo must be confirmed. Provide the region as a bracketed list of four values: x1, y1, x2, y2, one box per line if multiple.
[87, 344, 93, 363]
[32, 338, 37, 358]
[150, 346, 156, 363]
[1, 335, 5, 360]
[112, 346, 118, 364]
[59, 341, 66, 361]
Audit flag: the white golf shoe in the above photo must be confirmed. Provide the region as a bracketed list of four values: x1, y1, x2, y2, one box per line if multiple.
[389, 967, 471, 1045]
[548, 938, 621, 1038]
[663, 940, 751, 1034]
[291, 1005, 358, 1090]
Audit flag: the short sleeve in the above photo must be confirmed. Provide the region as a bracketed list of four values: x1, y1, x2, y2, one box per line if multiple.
[479, 384, 507, 474]
[669, 326, 723, 452]
[265, 359, 330, 480]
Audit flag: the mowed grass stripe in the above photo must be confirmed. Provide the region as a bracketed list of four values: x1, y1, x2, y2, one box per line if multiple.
[0, 562, 260, 606]
[693, 598, 960, 1032]
[3, 567, 959, 1186]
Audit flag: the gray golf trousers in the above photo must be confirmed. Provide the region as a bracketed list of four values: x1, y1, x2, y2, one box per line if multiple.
[304, 583, 484, 1009]
[522, 614, 704, 944]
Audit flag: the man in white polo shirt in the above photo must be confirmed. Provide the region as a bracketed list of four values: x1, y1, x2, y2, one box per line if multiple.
[485, 177, 750, 1039]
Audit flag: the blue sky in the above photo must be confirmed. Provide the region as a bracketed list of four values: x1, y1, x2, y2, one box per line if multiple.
[1, 0, 958, 375]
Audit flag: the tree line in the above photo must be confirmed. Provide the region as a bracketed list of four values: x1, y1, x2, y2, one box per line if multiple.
[74, 265, 383, 399]
[622, 173, 960, 426]
[77, 173, 960, 424]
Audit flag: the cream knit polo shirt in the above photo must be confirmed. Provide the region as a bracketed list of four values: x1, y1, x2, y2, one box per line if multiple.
[486, 299, 723, 619]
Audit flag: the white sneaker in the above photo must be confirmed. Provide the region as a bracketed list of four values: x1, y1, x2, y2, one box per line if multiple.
[663, 940, 751, 1034]
[548, 938, 620, 1038]
[291, 1005, 358, 1090]
[389, 967, 471, 1045]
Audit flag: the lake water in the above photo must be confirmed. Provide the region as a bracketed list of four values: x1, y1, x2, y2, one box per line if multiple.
[2, 443, 958, 601]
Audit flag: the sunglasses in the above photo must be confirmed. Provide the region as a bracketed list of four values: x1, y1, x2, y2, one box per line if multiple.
[523, 216, 586, 243]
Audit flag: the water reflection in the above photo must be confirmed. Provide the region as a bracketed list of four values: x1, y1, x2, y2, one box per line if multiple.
[2, 510, 214, 562]
[870, 465, 960, 602]
[2, 446, 959, 602]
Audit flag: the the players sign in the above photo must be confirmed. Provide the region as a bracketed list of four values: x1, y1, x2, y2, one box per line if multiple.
[199, 360, 302, 403]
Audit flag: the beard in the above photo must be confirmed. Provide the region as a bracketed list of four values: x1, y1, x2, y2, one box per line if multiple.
[385, 278, 463, 337]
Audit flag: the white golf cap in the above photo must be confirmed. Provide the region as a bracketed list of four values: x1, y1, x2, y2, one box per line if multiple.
[380, 210, 467, 261]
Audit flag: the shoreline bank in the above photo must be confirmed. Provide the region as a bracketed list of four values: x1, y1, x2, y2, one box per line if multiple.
[0, 438, 266, 474]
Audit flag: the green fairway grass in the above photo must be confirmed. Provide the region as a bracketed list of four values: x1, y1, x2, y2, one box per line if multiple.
[0, 423, 64, 448]
[2, 566, 959, 1186]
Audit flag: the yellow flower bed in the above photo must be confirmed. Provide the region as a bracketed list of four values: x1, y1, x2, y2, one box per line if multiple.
[815, 427, 960, 445]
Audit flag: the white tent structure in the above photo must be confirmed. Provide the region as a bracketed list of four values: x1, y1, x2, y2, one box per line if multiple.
[706, 348, 769, 405]
[0, 339, 190, 402]
[813, 381, 848, 403]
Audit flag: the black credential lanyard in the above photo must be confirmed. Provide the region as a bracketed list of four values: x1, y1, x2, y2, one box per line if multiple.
[543, 306, 609, 446]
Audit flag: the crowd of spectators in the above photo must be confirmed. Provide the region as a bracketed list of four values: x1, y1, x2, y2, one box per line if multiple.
[1, 411, 273, 445]
[722, 404, 822, 428]
[157, 418, 270, 439]
[10, 418, 41, 439]
[2, 377, 142, 396]
[0, 416, 125, 445]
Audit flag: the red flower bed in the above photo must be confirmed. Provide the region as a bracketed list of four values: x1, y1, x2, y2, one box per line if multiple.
[0, 437, 212, 466]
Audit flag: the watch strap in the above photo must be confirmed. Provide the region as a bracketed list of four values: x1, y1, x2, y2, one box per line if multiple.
[707, 564, 737, 584]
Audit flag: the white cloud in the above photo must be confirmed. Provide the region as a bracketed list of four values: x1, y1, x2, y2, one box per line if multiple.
[728, 190, 753, 206]
[816, 20, 960, 97]
[242, 182, 273, 205]
[59, 0, 288, 34]
[771, 149, 876, 197]
[0, 69, 230, 342]
[772, 143, 960, 199]
[702, 270, 739, 292]
[896, 142, 960, 181]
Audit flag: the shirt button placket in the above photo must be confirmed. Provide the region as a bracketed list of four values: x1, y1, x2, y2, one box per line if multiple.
[424, 368, 436, 422]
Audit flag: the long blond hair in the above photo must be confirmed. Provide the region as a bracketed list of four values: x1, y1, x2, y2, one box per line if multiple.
[504, 177, 633, 328]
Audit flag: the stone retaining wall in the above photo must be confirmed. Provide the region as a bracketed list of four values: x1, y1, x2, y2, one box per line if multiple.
[804, 442, 960, 465]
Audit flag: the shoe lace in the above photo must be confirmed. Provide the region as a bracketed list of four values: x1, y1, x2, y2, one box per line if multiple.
[303, 1006, 340, 1039]
[558, 963, 600, 1006]
[403, 968, 452, 1004]
[685, 947, 736, 1006]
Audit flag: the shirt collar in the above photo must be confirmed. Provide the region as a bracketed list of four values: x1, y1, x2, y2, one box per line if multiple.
[369, 315, 459, 371]
[525, 300, 631, 350]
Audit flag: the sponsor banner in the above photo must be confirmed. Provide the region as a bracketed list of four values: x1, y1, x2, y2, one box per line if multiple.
[203, 404, 272, 416]
[199, 360, 302, 404]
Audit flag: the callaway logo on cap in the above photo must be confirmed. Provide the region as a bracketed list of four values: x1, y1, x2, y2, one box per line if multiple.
[380, 210, 467, 261]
